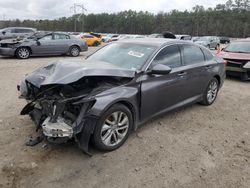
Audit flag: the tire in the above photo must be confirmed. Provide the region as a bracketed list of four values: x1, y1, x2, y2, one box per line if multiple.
[69, 46, 80, 57]
[201, 78, 219, 106]
[16, 47, 30, 59]
[93, 41, 100, 46]
[92, 104, 133, 151]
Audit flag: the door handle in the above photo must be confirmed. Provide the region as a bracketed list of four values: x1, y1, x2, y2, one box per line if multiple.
[177, 72, 187, 76]
[205, 65, 212, 69]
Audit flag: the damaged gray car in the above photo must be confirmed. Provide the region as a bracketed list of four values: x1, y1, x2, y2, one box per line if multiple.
[0, 32, 88, 59]
[18, 38, 225, 153]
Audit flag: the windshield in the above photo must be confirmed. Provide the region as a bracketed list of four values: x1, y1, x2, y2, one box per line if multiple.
[224, 41, 250, 53]
[87, 43, 156, 70]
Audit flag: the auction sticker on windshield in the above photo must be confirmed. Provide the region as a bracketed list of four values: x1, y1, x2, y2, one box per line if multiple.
[128, 51, 145, 58]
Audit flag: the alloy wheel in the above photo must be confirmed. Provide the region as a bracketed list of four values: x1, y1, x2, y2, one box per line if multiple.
[207, 80, 218, 104]
[18, 48, 30, 59]
[71, 47, 79, 56]
[100, 111, 129, 147]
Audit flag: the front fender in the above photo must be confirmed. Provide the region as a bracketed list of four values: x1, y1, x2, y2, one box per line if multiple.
[88, 86, 140, 128]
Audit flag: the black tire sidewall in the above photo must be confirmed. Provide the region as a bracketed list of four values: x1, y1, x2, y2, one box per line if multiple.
[93, 104, 133, 151]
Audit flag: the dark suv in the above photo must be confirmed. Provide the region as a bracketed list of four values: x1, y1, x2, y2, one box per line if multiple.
[0, 27, 37, 40]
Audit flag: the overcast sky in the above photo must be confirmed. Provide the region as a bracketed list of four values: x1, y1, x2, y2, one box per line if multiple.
[0, 0, 226, 20]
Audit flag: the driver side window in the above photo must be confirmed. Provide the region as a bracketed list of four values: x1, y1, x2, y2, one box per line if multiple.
[39, 34, 52, 41]
[152, 45, 182, 68]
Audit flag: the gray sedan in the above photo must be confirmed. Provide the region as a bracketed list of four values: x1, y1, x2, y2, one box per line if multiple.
[18, 39, 225, 153]
[0, 32, 88, 59]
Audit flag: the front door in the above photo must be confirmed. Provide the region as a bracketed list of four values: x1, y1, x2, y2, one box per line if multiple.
[140, 44, 188, 120]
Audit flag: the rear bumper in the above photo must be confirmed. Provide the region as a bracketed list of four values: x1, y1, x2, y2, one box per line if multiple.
[80, 45, 88, 52]
[0, 47, 15, 56]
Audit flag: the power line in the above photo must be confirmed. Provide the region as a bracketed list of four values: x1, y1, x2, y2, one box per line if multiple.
[70, 3, 87, 32]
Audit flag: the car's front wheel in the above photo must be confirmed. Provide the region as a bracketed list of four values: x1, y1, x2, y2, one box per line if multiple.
[16, 47, 30, 59]
[93, 104, 132, 151]
[201, 78, 219, 106]
[69, 46, 80, 57]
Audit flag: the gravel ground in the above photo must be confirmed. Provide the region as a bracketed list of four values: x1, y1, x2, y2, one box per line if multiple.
[0, 46, 250, 188]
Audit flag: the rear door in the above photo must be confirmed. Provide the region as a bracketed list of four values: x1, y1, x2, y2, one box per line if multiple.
[179, 44, 209, 99]
[140, 44, 188, 120]
[53, 33, 70, 53]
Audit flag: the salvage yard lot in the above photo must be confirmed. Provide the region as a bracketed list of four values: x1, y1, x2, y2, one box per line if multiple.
[0, 47, 250, 188]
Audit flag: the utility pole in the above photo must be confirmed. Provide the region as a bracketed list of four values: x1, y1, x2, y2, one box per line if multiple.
[70, 3, 87, 32]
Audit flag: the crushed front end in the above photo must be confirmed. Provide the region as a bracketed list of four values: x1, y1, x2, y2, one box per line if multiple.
[18, 75, 127, 154]
[18, 60, 135, 153]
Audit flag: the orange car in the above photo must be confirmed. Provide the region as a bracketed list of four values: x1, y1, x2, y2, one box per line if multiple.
[81, 34, 102, 46]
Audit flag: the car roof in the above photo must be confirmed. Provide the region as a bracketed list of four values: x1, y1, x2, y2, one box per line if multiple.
[117, 38, 193, 47]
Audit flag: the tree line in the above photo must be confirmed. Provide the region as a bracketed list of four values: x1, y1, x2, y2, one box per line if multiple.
[0, 0, 249, 37]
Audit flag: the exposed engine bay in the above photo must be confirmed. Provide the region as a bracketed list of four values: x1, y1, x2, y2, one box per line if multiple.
[20, 76, 130, 143]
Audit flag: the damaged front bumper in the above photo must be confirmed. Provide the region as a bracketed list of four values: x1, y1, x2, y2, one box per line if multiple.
[42, 117, 73, 138]
[0, 47, 15, 56]
[20, 90, 97, 154]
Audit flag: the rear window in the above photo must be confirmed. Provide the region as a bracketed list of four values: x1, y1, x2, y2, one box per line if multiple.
[182, 44, 205, 65]
[54, 34, 70, 40]
[202, 48, 214, 60]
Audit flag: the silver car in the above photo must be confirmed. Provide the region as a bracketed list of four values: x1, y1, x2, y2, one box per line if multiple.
[0, 27, 36, 40]
[0, 32, 88, 59]
[194, 36, 220, 49]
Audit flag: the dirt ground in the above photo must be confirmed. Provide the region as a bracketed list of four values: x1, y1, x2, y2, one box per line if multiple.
[0, 47, 250, 188]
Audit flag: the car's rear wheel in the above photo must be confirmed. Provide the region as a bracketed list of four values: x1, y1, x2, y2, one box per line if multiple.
[92, 104, 132, 151]
[16, 47, 30, 59]
[93, 41, 100, 46]
[69, 46, 80, 57]
[201, 78, 219, 106]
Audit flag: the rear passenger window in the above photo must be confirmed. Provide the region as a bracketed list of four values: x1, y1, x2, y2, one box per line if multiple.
[152, 45, 182, 68]
[54, 34, 69, 40]
[182, 44, 205, 65]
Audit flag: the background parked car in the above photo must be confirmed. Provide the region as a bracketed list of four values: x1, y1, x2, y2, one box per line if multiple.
[0, 32, 88, 59]
[194, 36, 220, 49]
[102, 34, 119, 42]
[175, 34, 192, 40]
[219, 36, 230, 44]
[81, 34, 102, 46]
[218, 39, 250, 80]
[0, 27, 37, 40]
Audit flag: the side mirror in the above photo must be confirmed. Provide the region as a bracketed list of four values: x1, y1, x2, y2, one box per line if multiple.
[147, 64, 172, 75]
[36, 39, 41, 46]
[2, 31, 6, 35]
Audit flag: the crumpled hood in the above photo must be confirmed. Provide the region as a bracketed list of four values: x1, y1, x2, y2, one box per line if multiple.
[25, 59, 136, 88]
